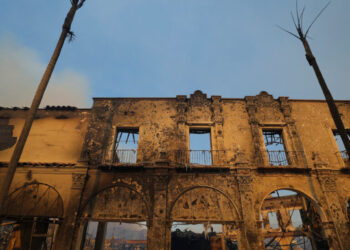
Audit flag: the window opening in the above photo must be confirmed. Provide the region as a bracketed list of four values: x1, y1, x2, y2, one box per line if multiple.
[83, 221, 147, 250]
[189, 128, 212, 165]
[171, 222, 238, 250]
[114, 128, 139, 164]
[333, 131, 350, 163]
[263, 130, 288, 166]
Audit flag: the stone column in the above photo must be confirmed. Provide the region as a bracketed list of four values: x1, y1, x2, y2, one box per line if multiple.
[279, 97, 308, 168]
[245, 97, 266, 166]
[236, 169, 264, 250]
[146, 173, 169, 250]
[211, 96, 225, 165]
[175, 95, 188, 164]
[54, 172, 86, 250]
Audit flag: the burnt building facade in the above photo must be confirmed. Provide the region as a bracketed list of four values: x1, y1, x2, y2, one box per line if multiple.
[1, 90, 350, 250]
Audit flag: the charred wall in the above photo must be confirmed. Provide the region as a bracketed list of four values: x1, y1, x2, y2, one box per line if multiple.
[1, 91, 350, 250]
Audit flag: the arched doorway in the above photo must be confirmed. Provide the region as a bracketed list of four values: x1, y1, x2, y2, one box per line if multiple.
[169, 186, 240, 250]
[0, 182, 64, 250]
[260, 189, 329, 250]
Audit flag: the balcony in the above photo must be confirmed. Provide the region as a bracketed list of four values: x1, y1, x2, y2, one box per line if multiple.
[266, 150, 289, 166]
[173, 150, 226, 166]
[113, 149, 137, 164]
[264, 150, 300, 167]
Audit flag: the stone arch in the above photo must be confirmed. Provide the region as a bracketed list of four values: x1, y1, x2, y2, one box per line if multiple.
[1, 182, 64, 218]
[259, 187, 330, 250]
[168, 185, 240, 222]
[257, 186, 328, 222]
[81, 182, 150, 222]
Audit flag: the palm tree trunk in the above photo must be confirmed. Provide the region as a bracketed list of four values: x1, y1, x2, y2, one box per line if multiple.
[301, 37, 350, 159]
[0, 4, 78, 212]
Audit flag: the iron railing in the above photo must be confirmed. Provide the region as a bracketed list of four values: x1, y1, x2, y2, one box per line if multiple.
[265, 150, 295, 166]
[173, 150, 225, 165]
[113, 149, 137, 164]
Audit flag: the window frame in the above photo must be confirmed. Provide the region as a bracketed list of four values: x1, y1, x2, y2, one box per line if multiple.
[187, 126, 213, 165]
[113, 127, 140, 164]
[260, 126, 293, 167]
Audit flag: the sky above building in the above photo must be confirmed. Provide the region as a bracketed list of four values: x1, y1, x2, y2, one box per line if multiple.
[0, 0, 349, 108]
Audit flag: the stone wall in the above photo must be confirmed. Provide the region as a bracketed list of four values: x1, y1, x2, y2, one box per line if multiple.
[1, 91, 350, 250]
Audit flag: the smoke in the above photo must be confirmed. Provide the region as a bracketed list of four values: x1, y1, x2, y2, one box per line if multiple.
[0, 36, 92, 108]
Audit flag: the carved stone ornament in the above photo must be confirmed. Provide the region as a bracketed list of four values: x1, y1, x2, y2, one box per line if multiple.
[245, 92, 284, 124]
[190, 90, 209, 106]
[211, 96, 224, 124]
[319, 176, 337, 192]
[176, 95, 187, 123]
[72, 173, 85, 189]
[236, 175, 253, 192]
[279, 97, 292, 119]
[329, 203, 341, 220]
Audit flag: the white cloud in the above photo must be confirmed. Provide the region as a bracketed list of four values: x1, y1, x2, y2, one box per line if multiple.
[0, 36, 91, 108]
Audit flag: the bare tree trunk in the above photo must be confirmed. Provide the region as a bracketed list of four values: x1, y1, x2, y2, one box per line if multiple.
[0, 4, 79, 213]
[301, 37, 350, 158]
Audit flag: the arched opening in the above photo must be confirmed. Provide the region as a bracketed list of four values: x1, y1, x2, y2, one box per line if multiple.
[80, 184, 149, 250]
[260, 189, 329, 250]
[169, 186, 239, 250]
[0, 183, 63, 250]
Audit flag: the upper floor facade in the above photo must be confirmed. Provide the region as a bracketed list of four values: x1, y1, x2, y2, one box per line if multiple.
[0, 90, 349, 171]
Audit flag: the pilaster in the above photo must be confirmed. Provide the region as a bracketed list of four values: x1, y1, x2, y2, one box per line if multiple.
[54, 171, 87, 250]
[236, 168, 263, 250]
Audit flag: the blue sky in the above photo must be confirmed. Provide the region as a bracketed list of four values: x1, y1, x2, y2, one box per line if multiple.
[0, 0, 349, 108]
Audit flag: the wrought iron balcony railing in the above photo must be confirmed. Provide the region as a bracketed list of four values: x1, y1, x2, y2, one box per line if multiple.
[113, 149, 137, 164]
[173, 150, 226, 165]
[266, 150, 289, 166]
[111, 149, 305, 167]
[264, 150, 300, 166]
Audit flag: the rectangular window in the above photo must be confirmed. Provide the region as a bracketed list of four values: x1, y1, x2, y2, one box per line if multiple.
[114, 128, 139, 164]
[189, 128, 212, 165]
[263, 130, 288, 166]
[333, 131, 350, 161]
